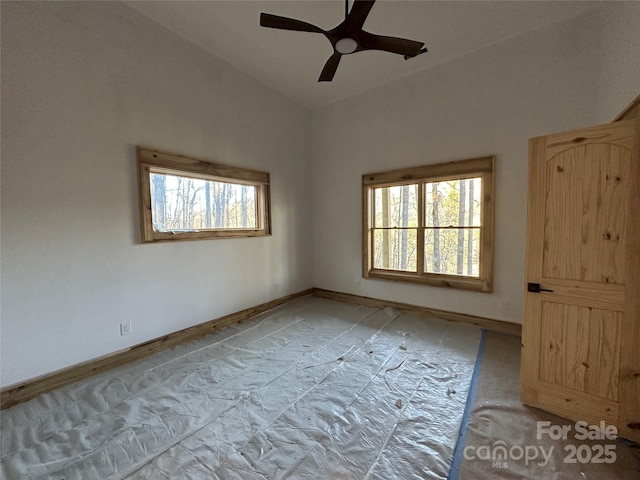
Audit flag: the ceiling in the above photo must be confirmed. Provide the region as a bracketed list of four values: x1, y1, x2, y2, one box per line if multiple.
[125, 0, 601, 110]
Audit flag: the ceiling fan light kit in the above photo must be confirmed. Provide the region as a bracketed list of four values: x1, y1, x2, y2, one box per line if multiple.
[260, 0, 426, 82]
[335, 37, 358, 54]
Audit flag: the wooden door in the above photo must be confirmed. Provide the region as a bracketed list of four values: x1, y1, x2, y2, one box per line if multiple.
[521, 119, 640, 443]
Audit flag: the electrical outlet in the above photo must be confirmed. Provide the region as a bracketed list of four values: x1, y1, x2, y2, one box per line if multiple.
[120, 321, 132, 336]
[493, 298, 510, 311]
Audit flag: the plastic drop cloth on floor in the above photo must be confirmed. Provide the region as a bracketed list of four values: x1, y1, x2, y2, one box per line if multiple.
[454, 332, 640, 479]
[0, 296, 482, 479]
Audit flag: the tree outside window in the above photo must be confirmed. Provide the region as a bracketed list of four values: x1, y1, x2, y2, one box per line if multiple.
[138, 147, 271, 243]
[363, 156, 494, 292]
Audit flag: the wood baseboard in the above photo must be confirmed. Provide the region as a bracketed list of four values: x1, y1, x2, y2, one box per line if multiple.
[313, 288, 522, 337]
[1, 286, 520, 409]
[0, 288, 313, 410]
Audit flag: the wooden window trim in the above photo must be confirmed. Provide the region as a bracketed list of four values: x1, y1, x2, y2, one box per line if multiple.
[137, 147, 271, 243]
[362, 156, 495, 292]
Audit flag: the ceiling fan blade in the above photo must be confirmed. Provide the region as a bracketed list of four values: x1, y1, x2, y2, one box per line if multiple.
[344, 0, 376, 31]
[359, 31, 425, 57]
[260, 13, 324, 34]
[319, 53, 342, 82]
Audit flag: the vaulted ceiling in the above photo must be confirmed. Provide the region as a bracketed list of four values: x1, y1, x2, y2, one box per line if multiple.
[126, 1, 601, 110]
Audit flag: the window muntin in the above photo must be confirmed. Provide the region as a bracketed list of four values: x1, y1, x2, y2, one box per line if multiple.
[363, 157, 494, 292]
[138, 147, 270, 242]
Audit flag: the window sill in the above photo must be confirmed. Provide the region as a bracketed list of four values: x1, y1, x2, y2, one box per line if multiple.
[144, 230, 270, 243]
[365, 269, 492, 292]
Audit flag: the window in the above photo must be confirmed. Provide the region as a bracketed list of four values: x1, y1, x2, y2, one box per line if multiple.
[137, 147, 271, 242]
[363, 156, 494, 292]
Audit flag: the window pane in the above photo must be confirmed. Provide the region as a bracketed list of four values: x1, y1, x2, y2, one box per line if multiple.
[425, 178, 481, 227]
[150, 172, 257, 232]
[424, 227, 480, 276]
[374, 185, 418, 228]
[373, 228, 417, 272]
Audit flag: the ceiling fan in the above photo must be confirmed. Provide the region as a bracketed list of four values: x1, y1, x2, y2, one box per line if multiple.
[260, 0, 427, 82]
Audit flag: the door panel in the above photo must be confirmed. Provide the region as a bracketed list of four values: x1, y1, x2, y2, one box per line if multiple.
[538, 302, 621, 401]
[521, 120, 639, 443]
[542, 145, 628, 283]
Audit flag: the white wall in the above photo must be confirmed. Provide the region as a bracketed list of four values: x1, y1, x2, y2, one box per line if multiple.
[594, 1, 640, 121]
[311, 9, 608, 325]
[2, 2, 637, 388]
[0, 1, 313, 387]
